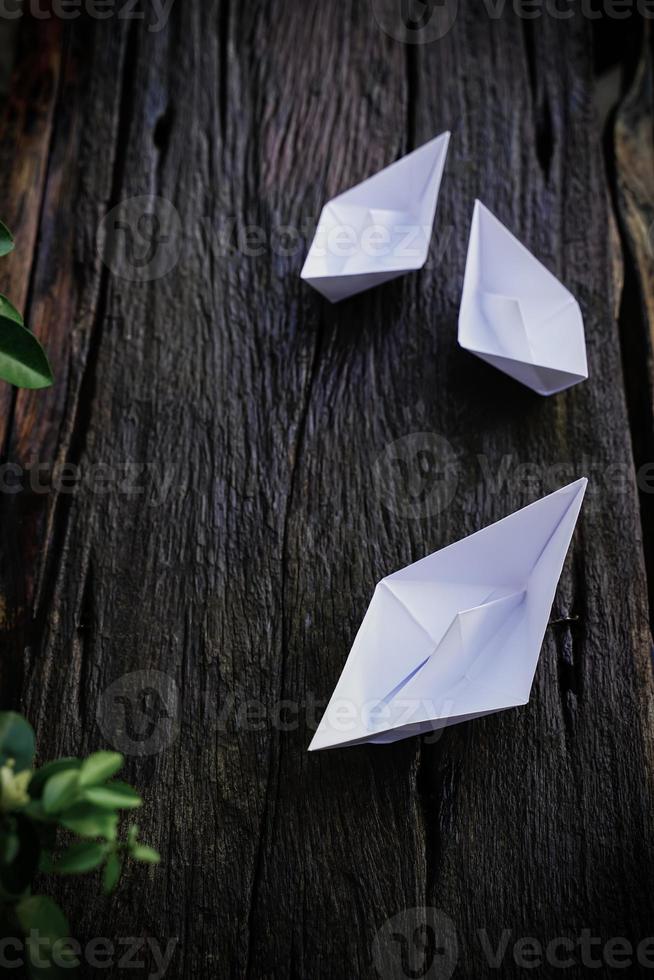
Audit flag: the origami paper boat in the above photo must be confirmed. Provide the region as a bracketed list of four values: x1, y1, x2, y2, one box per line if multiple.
[458, 201, 588, 396]
[309, 479, 586, 751]
[301, 132, 450, 302]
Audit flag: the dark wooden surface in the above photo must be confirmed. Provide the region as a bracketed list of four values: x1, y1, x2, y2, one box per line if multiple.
[1, 5, 654, 978]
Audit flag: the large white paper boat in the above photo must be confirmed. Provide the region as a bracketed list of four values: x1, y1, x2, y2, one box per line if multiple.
[309, 479, 586, 750]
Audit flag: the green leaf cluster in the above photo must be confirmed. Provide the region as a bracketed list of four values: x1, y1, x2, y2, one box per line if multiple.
[0, 713, 160, 977]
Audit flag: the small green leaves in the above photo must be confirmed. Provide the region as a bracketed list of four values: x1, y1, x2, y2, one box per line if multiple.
[83, 782, 141, 810]
[130, 845, 160, 865]
[42, 770, 80, 815]
[78, 751, 123, 788]
[53, 841, 106, 875]
[0, 221, 14, 257]
[52, 827, 159, 895]
[59, 803, 119, 842]
[124, 823, 160, 871]
[0, 712, 35, 772]
[0, 711, 159, 947]
[29, 759, 80, 799]
[40, 755, 140, 828]
[51, 825, 160, 896]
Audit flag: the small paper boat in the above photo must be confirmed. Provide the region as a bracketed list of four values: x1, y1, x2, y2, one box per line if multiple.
[458, 201, 588, 395]
[301, 133, 450, 302]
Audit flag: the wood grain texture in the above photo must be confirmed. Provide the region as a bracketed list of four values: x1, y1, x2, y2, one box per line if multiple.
[614, 28, 654, 627]
[0, 5, 653, 978]
[0, 20, 61, 461]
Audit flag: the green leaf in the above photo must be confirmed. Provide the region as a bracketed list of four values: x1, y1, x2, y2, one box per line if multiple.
[0, 222, 14, 257]
[16, 894, 69, 939]
[130, 844, 160, 865]
[53, 841, 106, 875]
[59, 803, 118, 841]
[0, 315, 53, 389]
[42, 769, 80, 815]
[102, 852, 122, 894]
[0, 293, 23, 324]
[83, 781, 141, 810]
[29, 759, 81, 799]
[0, 712, 35, 771]
[78, 751, 123, 788]
[16, 895, 79, 977]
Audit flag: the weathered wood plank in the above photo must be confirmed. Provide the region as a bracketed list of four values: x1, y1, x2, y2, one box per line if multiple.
[409, 12, 654, 973]
[241, 10, 654, 979]
[0, 19, 129, 708]
[5, 4, 418, 975]
[0, 21, 61, 317]
[0, 20, 61, 462]
[0, 5, 653, 979]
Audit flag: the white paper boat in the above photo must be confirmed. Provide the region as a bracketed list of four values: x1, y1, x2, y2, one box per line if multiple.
[301, 133, 450, 302]
[309, 479, 586, 751]
[458, 201, 588, 395]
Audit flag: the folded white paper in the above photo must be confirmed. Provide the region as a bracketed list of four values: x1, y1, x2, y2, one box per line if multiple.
[458, 201, 588, 395]
[309, 479, 586, 751]
[301, 133, 450, 302]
